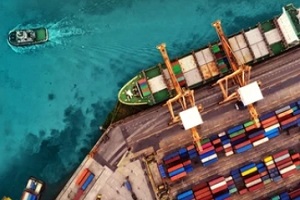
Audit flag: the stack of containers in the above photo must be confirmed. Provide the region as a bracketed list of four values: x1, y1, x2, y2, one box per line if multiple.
[256, 161, 271, 185]
[291, 152, 300, 170]
[172, 62, 186, 87]
[225, 176, 237, 195]
[243, 120, 257, 133]
[227, 124, 253, 154]
[264, 155, 281, 182]
[158, 164, 167, 179]
[210, 134, 224, 153]
[240, 163, 264, 192]
[192, 182, 213, 200]
[186, 144, 198, 159]
[278, 102, 300, 130]
[289, 186, 300, 199]
[176, 189, 194, 200]
[247, 128, 266, 147]
[163, 151, 180, 165]
[261, 111, 280, 140]
[183, 160, 193, 173]
[273, 150, 297, 179]
[208, 176, 230, 200]
[199, 138, 218, 167]
[218, 131, 233, 157]
[167, 163, 186, 181]
[230, 168, 247, 195]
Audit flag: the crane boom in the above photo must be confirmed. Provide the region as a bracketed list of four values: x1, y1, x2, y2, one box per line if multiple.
[212, 20, 261, 128]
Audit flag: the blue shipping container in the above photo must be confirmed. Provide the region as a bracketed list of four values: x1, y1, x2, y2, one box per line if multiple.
[81, 173, 95, 190]
[163, 151, 179, 161]
[158, 164, 167, 178]
[235, 143, 252, 154]
[199, 149, 215, 159]
[293, 109, 300, 115]
[227, 124, 244, 135]
[179, 148, 187, 155]
[169, 167, 185, 177]
[203, 157, 218, 167]
[260, 112, 275, 121]
[181, 194, 194, 200]
[240, 163, 256, 173]
[177, 190, 193, 200]
[266, 131, 280, 139]
[281, 119, 300, 130]
[248, 129, 264, 139]
[214, 191, 230, 200]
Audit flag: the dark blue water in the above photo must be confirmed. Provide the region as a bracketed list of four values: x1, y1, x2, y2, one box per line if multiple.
[1, 0, 299, 199]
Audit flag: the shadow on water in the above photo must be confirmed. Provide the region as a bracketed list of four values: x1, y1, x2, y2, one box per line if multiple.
[8, 18, 86, 54]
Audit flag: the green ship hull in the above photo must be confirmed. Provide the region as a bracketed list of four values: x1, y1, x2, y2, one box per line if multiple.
[118, 4, 300, 106]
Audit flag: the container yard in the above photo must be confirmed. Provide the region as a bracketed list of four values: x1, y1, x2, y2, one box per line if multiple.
[57, 3, 300, 200]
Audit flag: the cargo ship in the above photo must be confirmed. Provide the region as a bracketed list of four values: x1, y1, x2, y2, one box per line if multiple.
[21, 177, 44, 200]
[8, 27, 48, 47]
[118, 4, 300, 106]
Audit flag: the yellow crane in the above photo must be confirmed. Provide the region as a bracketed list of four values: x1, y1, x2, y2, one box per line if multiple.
[212, 20, 260, 127]
[157, 43, 203, 151]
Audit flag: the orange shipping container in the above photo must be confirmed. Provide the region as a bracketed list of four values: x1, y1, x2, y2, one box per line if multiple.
[167, 163, 183, 173]
[170, 171, 187, 181]
[277, 109, 293, 119]
[261, 116, 277, 126]
[75, 168, 89, 185]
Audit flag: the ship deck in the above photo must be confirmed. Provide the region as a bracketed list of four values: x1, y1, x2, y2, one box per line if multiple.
[57, 45, 300, 200]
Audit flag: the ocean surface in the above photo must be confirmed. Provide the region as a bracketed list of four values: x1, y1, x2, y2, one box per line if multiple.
[1, 0, 300, 199]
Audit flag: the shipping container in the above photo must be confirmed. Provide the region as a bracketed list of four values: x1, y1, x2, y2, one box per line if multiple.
[169, 167, 185, 177]
[167, 163, 184, 173]
[235, 143, 252, 153]
[170, 171, 187, 181]
[75, 168, 89, 185]
[81, 173, 95, 191]
[227, 124, 244, 135]
[158, 164, 167, 178]
[253, 137, 269, 147]
[73, 189, 84, 200]
[259, 111, 275, 121]
[275, 105, 290, 114]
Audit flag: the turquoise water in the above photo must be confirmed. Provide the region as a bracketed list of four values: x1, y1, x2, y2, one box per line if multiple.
[1, 0, 299, 199]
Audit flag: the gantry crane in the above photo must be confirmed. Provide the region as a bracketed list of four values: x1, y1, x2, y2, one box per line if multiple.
[157, 43, 203, 151]
[212, 20, 261, 127]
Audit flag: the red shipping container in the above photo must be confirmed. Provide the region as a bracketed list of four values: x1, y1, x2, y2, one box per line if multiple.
[202, 142, 213, 150]
[212, 138, 221, 145]
[187, 145, 195, 151]
[192, 182, 207, 192]
[291, 153, 300, 160]
[167, 163, 183, 173]
[273, 150, 289, 159]
[249, 134, 265, 143]
[260, 171, 268, 177]
[224, 147, 233, 153]
[267, 164, 276, 170]
[195, 189, 212, 199]
[164, 155, 180, 165]
[73, 189, 84, 200]
[248, 182, 264, 192]
[289, 188, 300, 199]
[215, 146, 224, 153]
[226, 180, 234, 186]
[230, 133, 246, 142]
[261, 116, 277, 126]
[275, 157, 292, 167]
[281, 168, 297, 178]
[194, 186, 210, 196]
[170, 171, 187, 181]
[199, 146, 215, 155]
[280, 116, 297, 126]
[244, 174, 261, 184]
[234, 140, 251, 150]
[182, 160, 192, 166]
[238, 188, 248, 195]
[75, 168, 89, 185]
[277, 161, 294, 170]
[196, 193, 213, 200]
[211, 184, 228, 194]
[209, 177, 225, 186]
[245, 124, 257, 132]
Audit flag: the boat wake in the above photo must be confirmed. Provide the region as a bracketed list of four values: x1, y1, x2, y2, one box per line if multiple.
[8, 17, 86, 54]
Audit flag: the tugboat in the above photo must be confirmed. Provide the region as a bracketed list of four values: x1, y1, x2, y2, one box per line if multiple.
[8, 27, 48, 46]
[21, 177, 45, 200]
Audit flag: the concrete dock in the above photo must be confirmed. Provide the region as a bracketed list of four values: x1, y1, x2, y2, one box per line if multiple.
[56, 47, 300, 200]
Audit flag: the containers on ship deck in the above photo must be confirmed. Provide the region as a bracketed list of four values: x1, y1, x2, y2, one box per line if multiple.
[178, 55, 203, 87]
[199, 138, 218, 166]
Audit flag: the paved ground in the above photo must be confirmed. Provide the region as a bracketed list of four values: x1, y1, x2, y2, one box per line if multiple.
[56, 47, 300, 200]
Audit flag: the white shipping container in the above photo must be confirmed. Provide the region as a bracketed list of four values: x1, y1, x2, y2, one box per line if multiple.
[246, 178, 262, 188]
[26, 179, 33, 189]
[179, 55, 198, 73]
[245, 28, 264, 45]
[264, 28, 282, 45]
[250, 44, 262, 59]
[201, 153, 218, 163]
[229, 37, 240, 51]
[223, 143, 232, 148]
[210, 180, 227, 190]
[253, 137, 269, 147]
[280, 164, 296, 174]
[264, 123, 280, 132]
[148, 75, 167, 93]
[225, 151, 234, 157]
[241, 47, 254, 63]
[233, 50, 245, 65]
[274, 153, 290, 163]
[265, 160, 274, 166]
[236, 34, 248, 49]
[202, 48, 214, 63]
[194, 51, 206, 66]
[35, 183, 43, 193]
[257, 41, 269, 56]
[183, 68, 202, 87]
[275, 105, 291, 114]
[225, 176, 233, 181]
